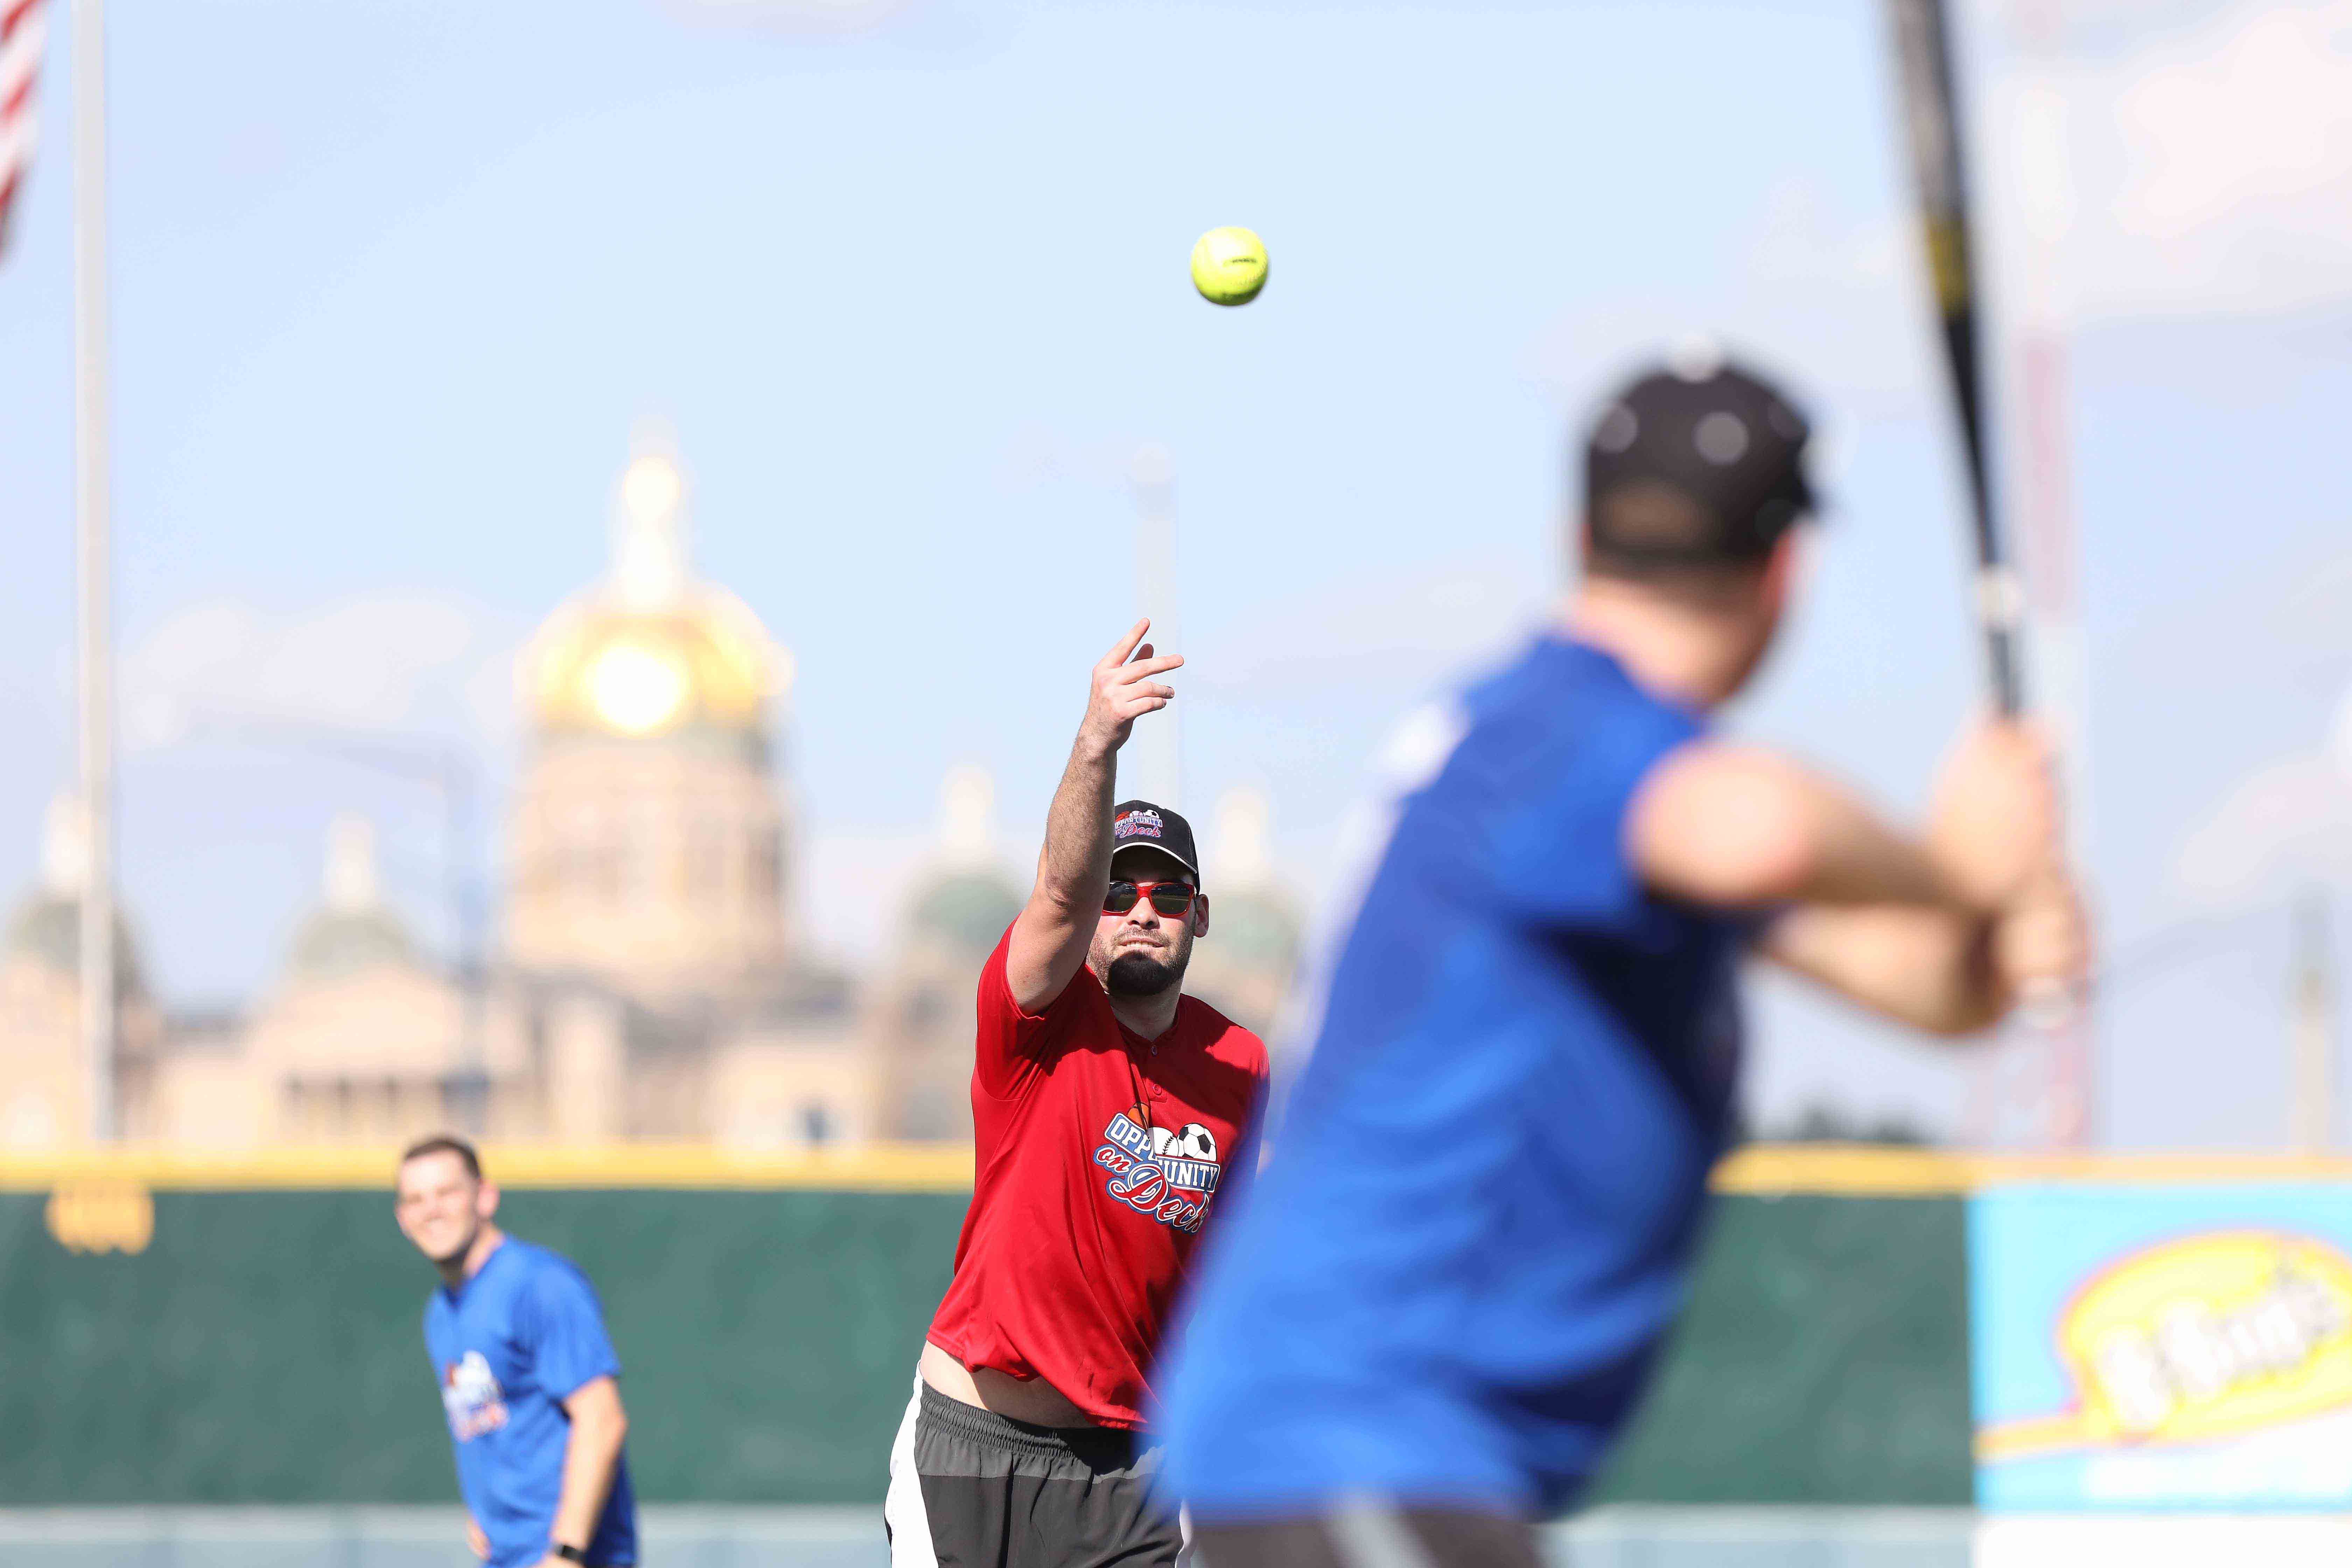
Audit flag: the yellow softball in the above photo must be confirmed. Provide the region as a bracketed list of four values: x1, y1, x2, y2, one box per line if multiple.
[1190, 226, 1268, 306]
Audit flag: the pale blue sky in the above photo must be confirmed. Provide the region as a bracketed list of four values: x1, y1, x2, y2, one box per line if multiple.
[3, 0, 2350, 1146]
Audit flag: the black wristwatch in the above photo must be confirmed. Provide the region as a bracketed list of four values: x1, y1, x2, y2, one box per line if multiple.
[552, 1547, 588, 1564]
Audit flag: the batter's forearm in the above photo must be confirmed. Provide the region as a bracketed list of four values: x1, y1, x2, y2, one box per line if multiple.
[1800, 796, 1974, 911]
[1632, 746, 1978, 915]
[1762, 903, 2006, 1036]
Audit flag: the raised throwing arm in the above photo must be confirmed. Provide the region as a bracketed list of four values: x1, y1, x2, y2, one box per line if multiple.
[1004, 621, 1184, 1012]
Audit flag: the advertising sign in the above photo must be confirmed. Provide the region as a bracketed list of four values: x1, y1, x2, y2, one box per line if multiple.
[1971, 1183, 2352, 1511]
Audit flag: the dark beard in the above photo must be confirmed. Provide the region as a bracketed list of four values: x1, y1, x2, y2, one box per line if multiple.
[1105, 950, 1183, 996]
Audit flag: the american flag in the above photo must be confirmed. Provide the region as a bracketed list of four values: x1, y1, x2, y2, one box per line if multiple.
[0, 0, 44, 259]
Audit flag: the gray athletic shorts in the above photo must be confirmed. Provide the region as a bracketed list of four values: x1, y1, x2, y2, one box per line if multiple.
[1191, 1507, 1539, 1568]
[884, 1378, 1186, 1568]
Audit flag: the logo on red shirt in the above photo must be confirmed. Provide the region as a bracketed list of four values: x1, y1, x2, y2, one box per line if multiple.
[1091, 1109, 1222, 1234]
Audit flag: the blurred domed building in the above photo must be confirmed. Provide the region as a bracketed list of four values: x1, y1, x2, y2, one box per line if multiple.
[507, 442, 794, 1001]
[488, 440, 863, 1143]
[40, 437, 868, 1150]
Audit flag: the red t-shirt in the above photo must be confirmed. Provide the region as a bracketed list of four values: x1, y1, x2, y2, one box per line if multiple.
[926, 924, 1269, 1430]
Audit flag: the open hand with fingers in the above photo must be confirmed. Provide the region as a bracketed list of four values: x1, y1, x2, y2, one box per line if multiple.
[1079, 619, 1183, 758]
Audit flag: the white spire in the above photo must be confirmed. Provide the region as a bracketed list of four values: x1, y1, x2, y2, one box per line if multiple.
[40, 793, 88, 895]
[610, 429, 692, 610]
[1211, 786, 1274, 891]
[938, 763, 996, 871]
[1129, 441, 1174, 491]
[323, 815, 380, 913]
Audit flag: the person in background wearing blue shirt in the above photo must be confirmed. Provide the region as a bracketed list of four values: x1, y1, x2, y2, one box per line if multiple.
[396, 1135, 638, 1568]
[1160, 356, 2090, 1568]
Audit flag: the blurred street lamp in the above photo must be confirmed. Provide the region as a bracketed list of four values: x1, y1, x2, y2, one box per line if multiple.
[2293, 889, 2335, 1155]
[1129, 443, 1181, 807]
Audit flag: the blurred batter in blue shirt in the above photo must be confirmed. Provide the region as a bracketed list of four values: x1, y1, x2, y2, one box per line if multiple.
[1161, 359, 2088, 1568]
[399, 1136, 637, 1568]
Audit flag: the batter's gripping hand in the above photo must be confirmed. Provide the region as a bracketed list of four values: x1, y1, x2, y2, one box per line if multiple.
[1998, 873, 2092, 1017]
[1926, 717, 2062, 913]
[1079, 620, 1184, 757]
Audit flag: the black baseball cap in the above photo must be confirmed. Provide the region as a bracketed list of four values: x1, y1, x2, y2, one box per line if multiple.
[1110, 800, 1200, 888]
[1581, 353, 1816, 568]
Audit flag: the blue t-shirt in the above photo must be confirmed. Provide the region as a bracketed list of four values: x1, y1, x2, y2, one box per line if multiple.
[1160, 637, 1749, 1518]
[422, 1238, 637, 1568]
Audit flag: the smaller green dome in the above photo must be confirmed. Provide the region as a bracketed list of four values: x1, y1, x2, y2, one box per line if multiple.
[286, 908, 419, 983]
[910, 872, 1024, 954]
[1208, 890, 1300, 975]
[1, 893, 146, 994]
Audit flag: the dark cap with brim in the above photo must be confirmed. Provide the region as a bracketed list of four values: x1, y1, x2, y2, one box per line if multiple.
[1110, 800, 1200, 887]
[1583, 352, 1817, 566]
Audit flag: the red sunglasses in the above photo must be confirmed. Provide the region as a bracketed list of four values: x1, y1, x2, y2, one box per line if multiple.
[1103, 879, 1199, 917]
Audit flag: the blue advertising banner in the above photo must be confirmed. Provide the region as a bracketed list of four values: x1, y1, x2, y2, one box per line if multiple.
[1970, 1183, 2352, 1511]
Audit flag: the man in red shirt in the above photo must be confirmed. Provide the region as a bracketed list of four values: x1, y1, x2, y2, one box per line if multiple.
[886, 620, 1271, 1568]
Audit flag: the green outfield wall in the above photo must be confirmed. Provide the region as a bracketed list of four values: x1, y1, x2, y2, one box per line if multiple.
[1591, 1193, 1971, 1505]
[0, 1184, 964, 1504]
[0, 1148, 1982, 1507]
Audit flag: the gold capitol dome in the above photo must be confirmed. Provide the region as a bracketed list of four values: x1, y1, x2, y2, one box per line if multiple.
[524, 442, 791, 740]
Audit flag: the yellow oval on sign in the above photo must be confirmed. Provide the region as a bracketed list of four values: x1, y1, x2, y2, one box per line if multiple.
[2057, 1230, 2352, 1447]
[46, 1182, 154, 1255]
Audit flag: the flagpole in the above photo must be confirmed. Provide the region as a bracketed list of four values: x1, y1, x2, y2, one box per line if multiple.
[73, 0, 114, 1142]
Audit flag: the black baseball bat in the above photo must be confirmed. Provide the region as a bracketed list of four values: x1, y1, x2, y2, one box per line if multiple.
[1888, 0, 2024, 716]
